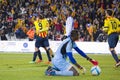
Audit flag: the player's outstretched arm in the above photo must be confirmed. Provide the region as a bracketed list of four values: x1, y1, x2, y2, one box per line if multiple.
[74, 47, 98, 66]
[74, 63, 84, 69]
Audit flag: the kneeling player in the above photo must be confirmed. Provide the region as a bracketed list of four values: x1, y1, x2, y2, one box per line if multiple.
[45, 30, 98, 76]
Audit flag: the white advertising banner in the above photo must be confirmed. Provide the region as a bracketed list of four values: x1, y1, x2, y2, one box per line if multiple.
[0, 41, 35, 52]
[0, 41, 120, 54]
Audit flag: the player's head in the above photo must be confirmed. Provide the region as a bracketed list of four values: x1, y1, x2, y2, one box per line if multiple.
[70, 29, 80, 41]
[68, 8, 76, 17]
[105, 9, 113, 17]
[67, 8, 72, 15]
[39, 14, 44, 19]
[65, 7, 74, 17]
[35, 16, 39, 21]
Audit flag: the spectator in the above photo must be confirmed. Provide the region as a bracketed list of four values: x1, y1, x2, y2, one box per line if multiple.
[26, 27, 35, 41]
[0, 0, 119, 41]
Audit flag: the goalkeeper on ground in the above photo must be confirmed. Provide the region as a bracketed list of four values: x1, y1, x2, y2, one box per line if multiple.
[45, 30, 98, 76]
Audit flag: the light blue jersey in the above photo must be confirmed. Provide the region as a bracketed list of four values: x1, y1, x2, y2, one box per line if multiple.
[46, 30, 90, 76]
[52, 37, 77, 71]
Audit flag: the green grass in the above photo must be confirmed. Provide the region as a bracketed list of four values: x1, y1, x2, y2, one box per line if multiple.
[0, 53, 120, 80]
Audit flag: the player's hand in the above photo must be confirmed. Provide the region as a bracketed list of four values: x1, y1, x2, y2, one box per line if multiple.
[75, 63, 86, 75]
[80, 67, 86, 75]
[61, 35, 67, 41]
[90, 59, 98, 66]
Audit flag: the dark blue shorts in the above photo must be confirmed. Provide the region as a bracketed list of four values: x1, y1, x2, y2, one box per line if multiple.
[35, 36, 49, 48]
[108, 33, 119, 48]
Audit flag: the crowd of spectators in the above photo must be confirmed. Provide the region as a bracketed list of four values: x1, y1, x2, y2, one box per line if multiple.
[0, 0, 120, 42]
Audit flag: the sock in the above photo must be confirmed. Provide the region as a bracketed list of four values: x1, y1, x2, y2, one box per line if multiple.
[48, 48, 54, 58]
[37, 50, 42, 60]
[111, 50, 119, 63]
[46, 49, 51, 61]
[32, 51, 38, 61]
[55, 71, 73, 76]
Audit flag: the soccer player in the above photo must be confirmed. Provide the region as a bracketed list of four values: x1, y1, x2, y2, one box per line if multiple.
[29, 15, 54, 64]
[61, 8, 75, 40]
[45, 30, 98, 76]
[103, 9, 120, 67]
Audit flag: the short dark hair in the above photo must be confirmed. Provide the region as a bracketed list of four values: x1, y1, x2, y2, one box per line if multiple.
[39, 14, 44, 19]
[66, 7, 73, 15]
[106, 9, 113, 16]
[71, 29, 79, 39]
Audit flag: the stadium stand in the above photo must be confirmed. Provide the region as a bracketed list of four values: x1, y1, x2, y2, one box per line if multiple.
[0, 0, 119, 41]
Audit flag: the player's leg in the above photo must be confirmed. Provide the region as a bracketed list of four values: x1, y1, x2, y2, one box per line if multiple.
[36, 37, 43, 63]
[45, 37, 54, 57]
[48, 48, 54, 57]
[108, 33, 120, 67]
[45, 47, 54, 58]
[45, 58, 79, 76]
[54, 64, 79, 76]
[69, 66, 79, 76]
[36, 48, 42, 63]
[44, 38, 54, 60]
[44, 47, 51, 63]
[29, 47, 42, 63]
[45, 64, 79, 76]
[109, 48, 119, 63]
[29, 37, 42, 63]
[110, 48, 120, 67]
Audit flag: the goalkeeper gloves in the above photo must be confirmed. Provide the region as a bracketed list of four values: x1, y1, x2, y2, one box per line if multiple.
[86, 56, 98, 65]
[89, 59, 98, 66]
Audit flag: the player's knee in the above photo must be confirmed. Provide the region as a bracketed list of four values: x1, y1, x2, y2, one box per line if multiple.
[45, 47, 54, 57]
[35, 47, 39, 52]
[109, 48, 114, 51]
[73, 71, 79, 76]
[69, 66, 79, 76]
[47, 48, 53, 53]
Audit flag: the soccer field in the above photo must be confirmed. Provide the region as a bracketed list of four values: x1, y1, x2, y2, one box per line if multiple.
[0, 53, 120, 80]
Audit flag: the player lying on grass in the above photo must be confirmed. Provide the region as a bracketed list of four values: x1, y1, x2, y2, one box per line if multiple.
[45, 29, 98, 76]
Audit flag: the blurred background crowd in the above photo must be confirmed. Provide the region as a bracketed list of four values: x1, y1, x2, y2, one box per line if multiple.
[0, 0, 120, 42]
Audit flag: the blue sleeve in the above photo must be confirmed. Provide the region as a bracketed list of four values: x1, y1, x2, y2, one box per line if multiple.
[67, 52, 76, 64]
[74, 47, 87, 58]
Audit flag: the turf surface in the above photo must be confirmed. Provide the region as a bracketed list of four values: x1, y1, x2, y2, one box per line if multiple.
[0, 53, 120, 80]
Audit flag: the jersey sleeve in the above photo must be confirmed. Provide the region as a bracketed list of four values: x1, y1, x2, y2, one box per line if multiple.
[117, 19, 120, 33]
[103, 19, 109, 32]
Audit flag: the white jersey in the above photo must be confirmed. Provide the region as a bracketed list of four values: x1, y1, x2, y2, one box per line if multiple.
[65, 16, 74, 36]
